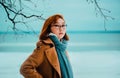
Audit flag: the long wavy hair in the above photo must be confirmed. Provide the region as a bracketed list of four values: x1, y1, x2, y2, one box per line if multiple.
[39, 14, 69, 40]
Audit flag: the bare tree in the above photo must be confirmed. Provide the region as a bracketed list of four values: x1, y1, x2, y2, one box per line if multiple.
[86, 0, 115, 31]
[0, 0, 46, 35]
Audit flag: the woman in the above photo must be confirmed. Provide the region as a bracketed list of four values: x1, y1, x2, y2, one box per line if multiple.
[20, 14, 73, 78]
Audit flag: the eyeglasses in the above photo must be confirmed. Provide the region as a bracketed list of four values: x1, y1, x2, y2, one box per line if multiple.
[51, 24, 67, 29]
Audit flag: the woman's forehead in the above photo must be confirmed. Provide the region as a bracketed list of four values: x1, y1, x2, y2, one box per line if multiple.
[53, 18, 65, 23]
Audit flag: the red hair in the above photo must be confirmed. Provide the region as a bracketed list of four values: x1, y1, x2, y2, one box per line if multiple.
[39, 14, 69, 40]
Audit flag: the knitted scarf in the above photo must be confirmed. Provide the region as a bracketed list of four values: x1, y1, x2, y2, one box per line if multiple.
[49, 33, 73, 78]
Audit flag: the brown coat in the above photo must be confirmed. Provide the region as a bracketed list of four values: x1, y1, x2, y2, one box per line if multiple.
[20, 38, 62, 78]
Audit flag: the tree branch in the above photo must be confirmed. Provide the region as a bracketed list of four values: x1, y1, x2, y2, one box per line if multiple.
[87, 0, 115, 31]
[0, 0, 45, 33]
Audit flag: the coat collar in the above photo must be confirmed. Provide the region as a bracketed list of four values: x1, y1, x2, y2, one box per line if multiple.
[45, 47, 61, 77]
[42, 38, 61, 77]
[37, 38, 54, 47]
[42, 38, 54, 45]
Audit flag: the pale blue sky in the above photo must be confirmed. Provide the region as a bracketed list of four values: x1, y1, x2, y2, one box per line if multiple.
[0, 0, 120, 32]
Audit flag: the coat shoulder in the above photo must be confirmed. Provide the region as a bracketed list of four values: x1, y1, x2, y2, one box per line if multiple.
[36, 38, 54, 50]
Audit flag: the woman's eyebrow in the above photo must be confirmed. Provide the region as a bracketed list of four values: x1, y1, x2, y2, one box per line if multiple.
[54, 22, 65, 24]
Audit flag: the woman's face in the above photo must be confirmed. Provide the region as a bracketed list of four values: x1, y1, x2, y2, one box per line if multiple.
[51, 18, 66, 40]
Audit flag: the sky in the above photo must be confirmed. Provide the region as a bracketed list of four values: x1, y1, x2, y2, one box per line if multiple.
[0, 0, 120, 32]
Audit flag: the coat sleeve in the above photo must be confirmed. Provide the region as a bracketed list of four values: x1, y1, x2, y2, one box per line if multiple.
[20, 42, 45, 78]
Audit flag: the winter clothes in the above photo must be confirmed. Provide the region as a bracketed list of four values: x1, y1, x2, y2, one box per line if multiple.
[20, 37, 73, 78]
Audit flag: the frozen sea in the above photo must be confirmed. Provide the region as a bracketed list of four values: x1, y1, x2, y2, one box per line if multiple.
[0, 31, 120, 78]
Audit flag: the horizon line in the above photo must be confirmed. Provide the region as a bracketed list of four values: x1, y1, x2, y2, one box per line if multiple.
[0, 30, 120, 34]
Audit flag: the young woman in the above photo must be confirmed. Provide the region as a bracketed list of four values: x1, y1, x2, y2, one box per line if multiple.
[20, 14, 73, 78]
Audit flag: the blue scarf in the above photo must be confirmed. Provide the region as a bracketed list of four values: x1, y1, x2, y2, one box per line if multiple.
[49, 34, 73, 78]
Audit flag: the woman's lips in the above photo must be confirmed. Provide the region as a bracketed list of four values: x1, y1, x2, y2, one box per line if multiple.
[59, 33, 63, 35]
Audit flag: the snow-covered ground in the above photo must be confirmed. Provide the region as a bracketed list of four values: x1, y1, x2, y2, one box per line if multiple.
[0, 51, 120, 78]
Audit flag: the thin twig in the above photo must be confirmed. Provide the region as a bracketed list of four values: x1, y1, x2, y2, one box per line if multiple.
[86, 0, 115, 30]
